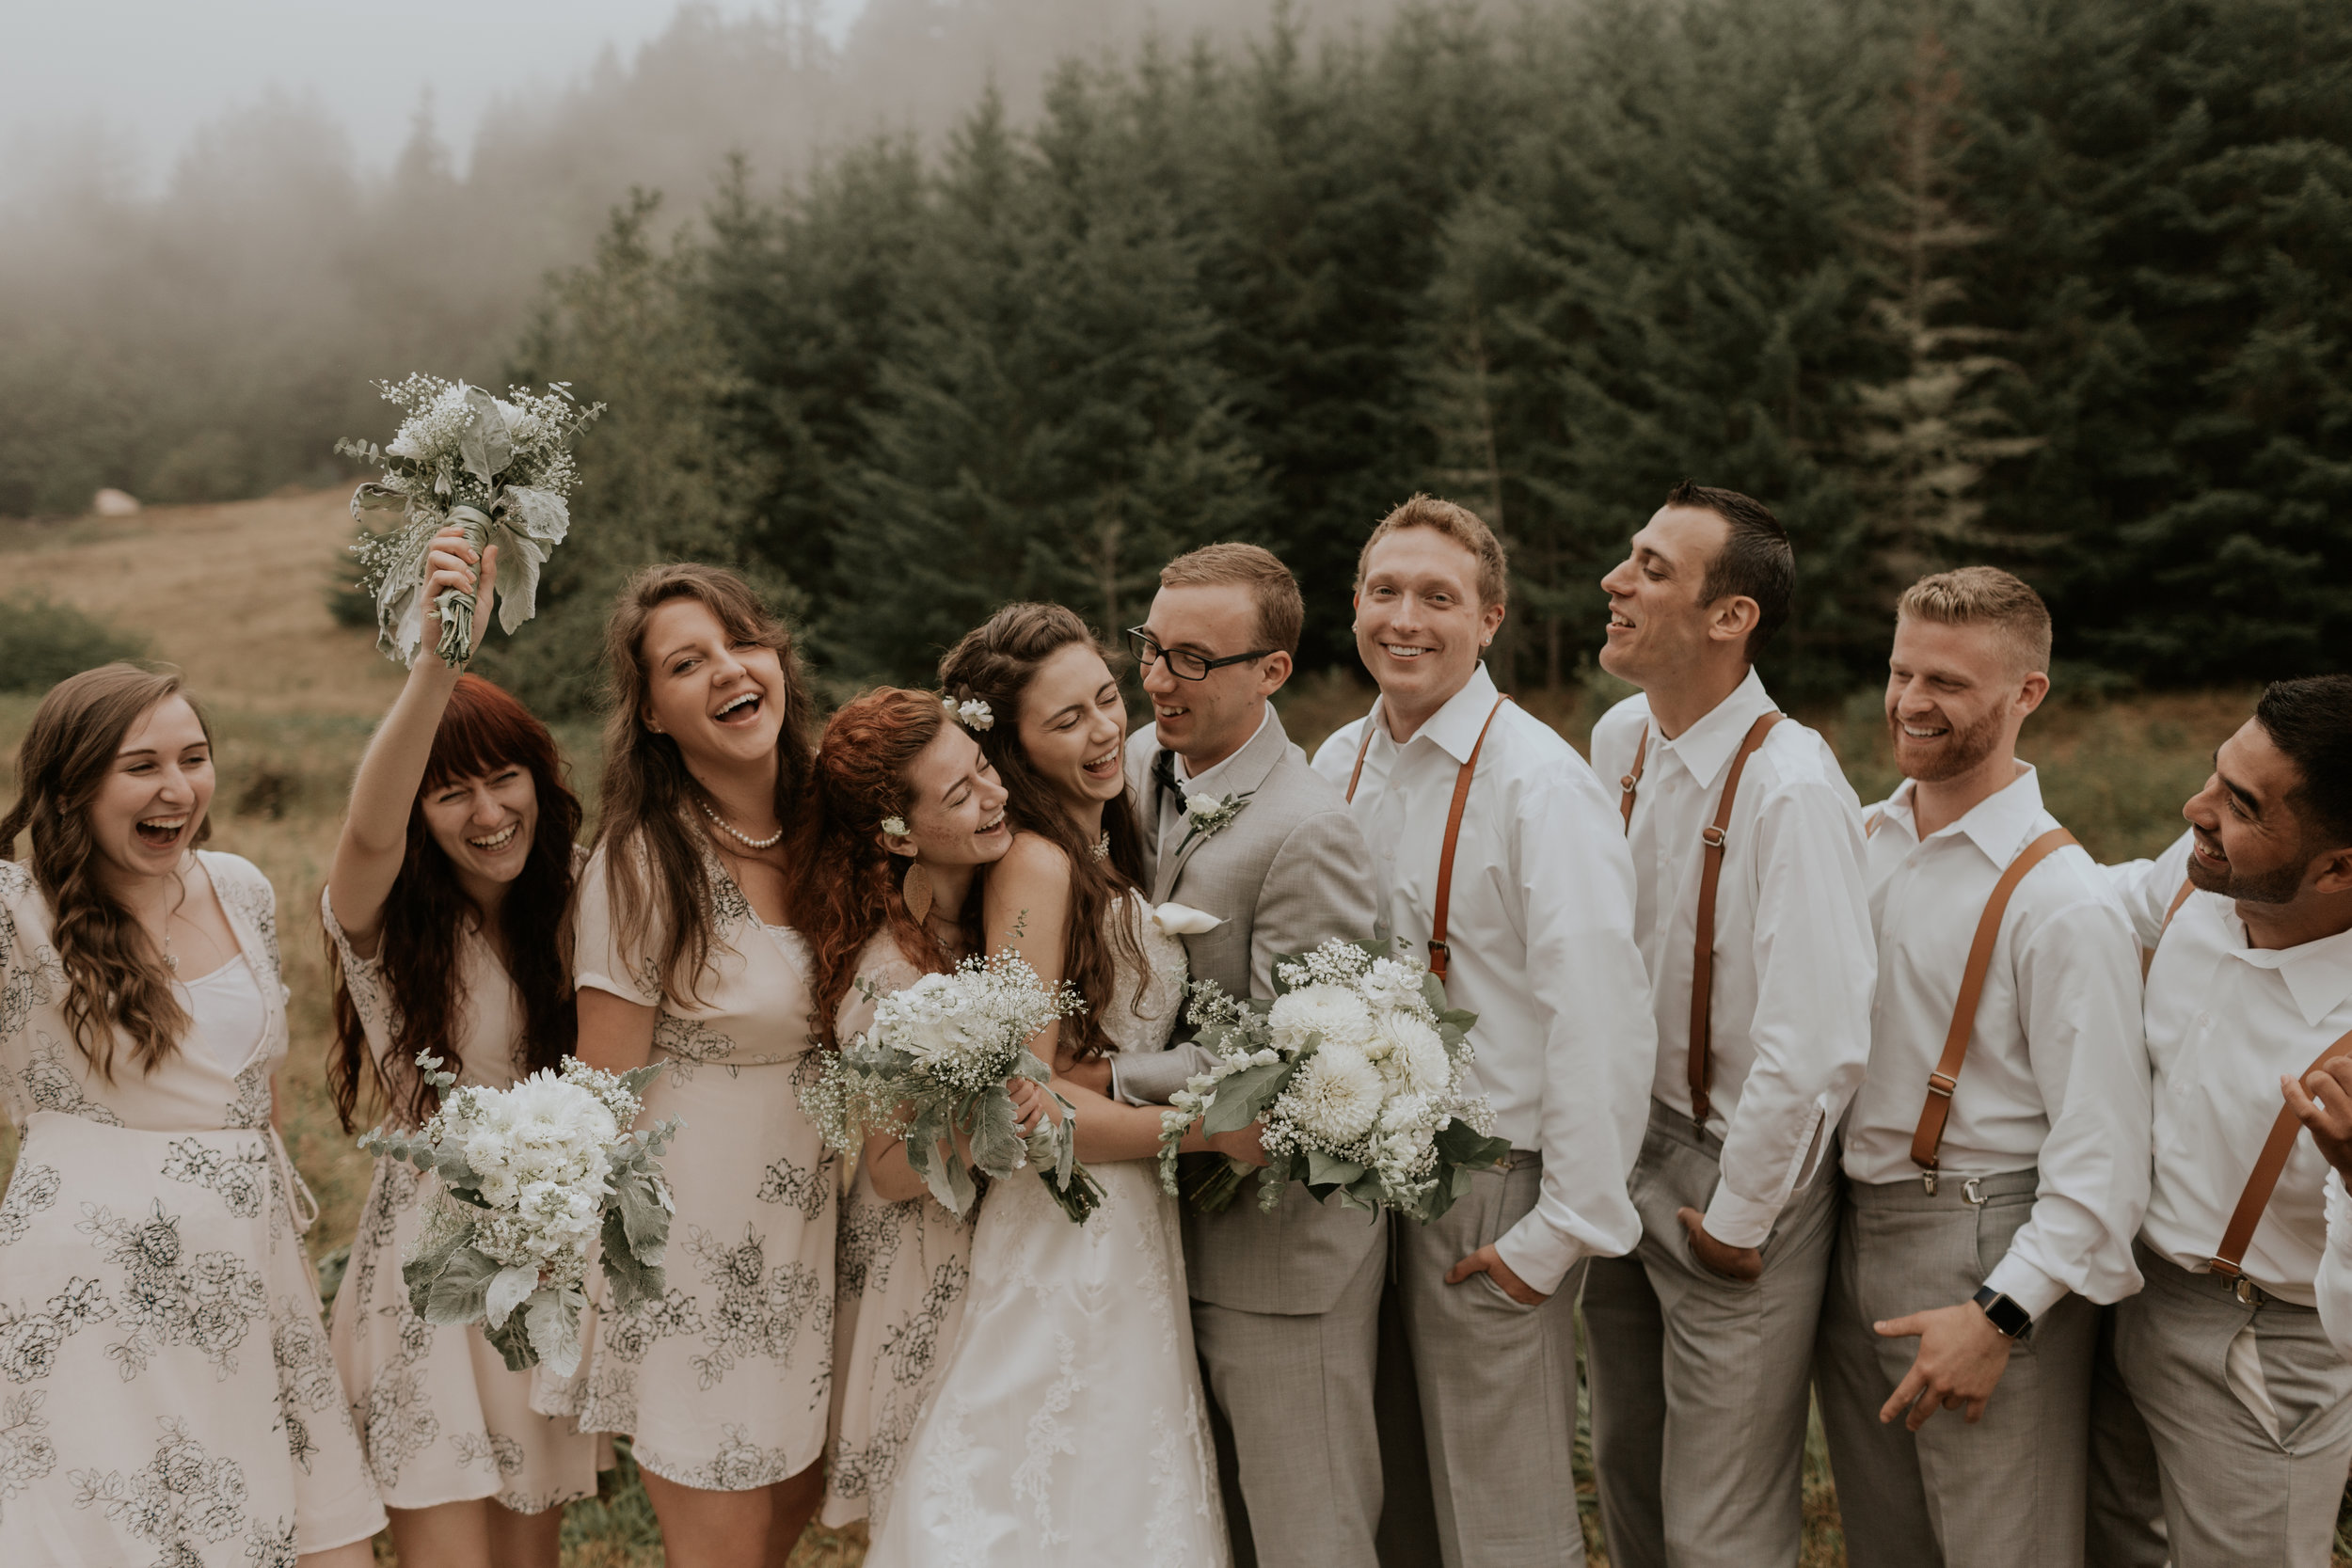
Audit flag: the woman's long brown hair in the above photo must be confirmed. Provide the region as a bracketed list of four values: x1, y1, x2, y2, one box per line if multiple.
[788, 689, 974, 1047]
[0, 663, 212, 1079]
[325, 675, 583, 1132]
[937, 603, 1147, 1061]
[596, 564, 817, 1008]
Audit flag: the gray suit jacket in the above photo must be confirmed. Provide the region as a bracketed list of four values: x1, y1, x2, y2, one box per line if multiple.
[1119, 705, 1387, 1316]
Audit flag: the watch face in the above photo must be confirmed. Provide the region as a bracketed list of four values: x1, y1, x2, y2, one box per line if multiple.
[1976, 1287, 2030, 1338]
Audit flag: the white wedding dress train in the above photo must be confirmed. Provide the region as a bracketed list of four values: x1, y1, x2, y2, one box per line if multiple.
[864, 895, 1230, 1568]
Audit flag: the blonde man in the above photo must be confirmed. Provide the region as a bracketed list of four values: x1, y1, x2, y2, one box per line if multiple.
[1311, 496, 1654, 1567]
[1815, 568, 2149, 1568]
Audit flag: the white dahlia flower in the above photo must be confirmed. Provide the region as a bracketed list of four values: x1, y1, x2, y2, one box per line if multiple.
[1286, 1040, 1384, 1145]
[1268, 984, 1374, 1053]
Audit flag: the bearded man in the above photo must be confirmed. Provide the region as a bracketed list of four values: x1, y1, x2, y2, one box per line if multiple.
[1813, 568, 2150, 1568]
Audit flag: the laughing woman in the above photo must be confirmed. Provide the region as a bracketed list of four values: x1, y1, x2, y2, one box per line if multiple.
[321, 528, 600, 1568]
[555, 564, 836, 1568]
[794, 689, 1012, 1534]
[0, 665, 385, 1568]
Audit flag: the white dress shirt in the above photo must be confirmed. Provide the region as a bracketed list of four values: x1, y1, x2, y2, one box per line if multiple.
[1150, 706, 1274, 849]
[1586, 669, 1876, 1249]
[1312, 664, 1654, 1293]
[2320, 1171, 2352, 1357]
[2107, 831, 2352, 1306]
[1845, 768, 2151, 1317]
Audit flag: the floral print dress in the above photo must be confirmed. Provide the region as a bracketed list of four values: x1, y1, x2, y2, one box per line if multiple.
[323, 886, 603, 1514]
[818, 932, 977, 1530]
[542, 837, 837, 1490]
[0, 853, 386, 1566]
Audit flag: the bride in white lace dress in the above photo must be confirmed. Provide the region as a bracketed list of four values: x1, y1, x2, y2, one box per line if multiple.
[866, 605, 1258, 1568]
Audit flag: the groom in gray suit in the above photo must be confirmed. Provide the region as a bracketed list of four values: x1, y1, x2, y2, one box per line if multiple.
[1093, 543, 1388, 1568]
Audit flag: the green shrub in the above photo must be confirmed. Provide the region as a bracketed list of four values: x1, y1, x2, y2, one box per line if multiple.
[0, 594, 148, 691]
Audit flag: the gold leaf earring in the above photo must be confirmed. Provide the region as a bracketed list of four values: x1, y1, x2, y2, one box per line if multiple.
[903, 859, 934, 925]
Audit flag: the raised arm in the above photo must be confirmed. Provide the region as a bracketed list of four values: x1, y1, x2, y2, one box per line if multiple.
[326, 528, 499, 956]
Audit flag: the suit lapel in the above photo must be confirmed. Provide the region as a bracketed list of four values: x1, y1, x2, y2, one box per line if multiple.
[1156, 706, 1294, 904]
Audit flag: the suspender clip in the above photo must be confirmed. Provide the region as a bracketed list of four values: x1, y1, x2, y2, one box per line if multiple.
[2233, 1275, 2266, 1307]
[1963, 1177, 1986, 1207]
[1426, 940, 1450, 977]
[1920, 1168, 1939, 1196]
[1925, 1071, 1957, 1099]
[1701, 824, 1727, 848]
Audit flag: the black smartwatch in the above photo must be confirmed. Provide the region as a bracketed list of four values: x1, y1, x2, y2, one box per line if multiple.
[1972, 1284, 2033, 1340]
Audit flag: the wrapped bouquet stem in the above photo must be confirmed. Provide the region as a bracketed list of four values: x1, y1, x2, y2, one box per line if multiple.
[359, 1053, 679, 1373]
[1159, 939, 1512, 1222]
[338, 374, 604, 668]
[807, 950, 1105, 1225]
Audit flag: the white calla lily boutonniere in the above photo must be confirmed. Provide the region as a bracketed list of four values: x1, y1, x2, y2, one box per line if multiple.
[1151, 902, 1226, 938]
[1174, 788, 1253, 855]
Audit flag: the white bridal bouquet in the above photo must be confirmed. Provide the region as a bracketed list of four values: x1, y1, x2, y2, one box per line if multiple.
[359, 1053, 678, 1374]
[1157, 939, 1511, 1220]
[338, 373, 605, 668]
[806, 951, 1105, 1225]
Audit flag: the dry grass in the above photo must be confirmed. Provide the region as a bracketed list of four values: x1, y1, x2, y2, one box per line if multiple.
[0, 493, 2323, 1564]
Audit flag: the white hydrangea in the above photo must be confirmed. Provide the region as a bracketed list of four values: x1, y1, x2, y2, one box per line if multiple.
[1359, 957, 1423, 1013]
[1267, 984, 1375, 1053]
[446, 1072, 617, 1209]
[1286, 1040, 1385, 1145]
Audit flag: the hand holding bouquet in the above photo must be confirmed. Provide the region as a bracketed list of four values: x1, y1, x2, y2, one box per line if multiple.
[806, 951, 1105, 1225]
[359, 1053, 678, 1374]
[1158, 939, 1512, 1221]
[338, 374, 603, 669]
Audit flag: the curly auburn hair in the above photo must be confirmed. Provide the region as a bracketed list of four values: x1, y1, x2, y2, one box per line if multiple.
[937, 603, 1148, 1061]
[788, 689, 976, 1047]
[0, 664, 213, 1079]
[325, 674, 583, 1132]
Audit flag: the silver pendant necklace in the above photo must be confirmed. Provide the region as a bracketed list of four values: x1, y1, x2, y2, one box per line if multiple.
[699, 795, 785, 851]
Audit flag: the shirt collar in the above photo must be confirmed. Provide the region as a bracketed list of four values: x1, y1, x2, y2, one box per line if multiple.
[1894, 763, 2046, 866]
[1178, 705, 1274, 793]
[1652, 667, 1776, 790]
[2218, 915, 2352, 1030]
[1410, 663, 1504, 765]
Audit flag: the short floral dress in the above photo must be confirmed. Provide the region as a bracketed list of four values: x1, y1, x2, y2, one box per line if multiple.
[542, 836, 837, 1491]
[819, 933, 977, 1530]
[0, 853, 386, 1565]
[323, 885, 603, 1514]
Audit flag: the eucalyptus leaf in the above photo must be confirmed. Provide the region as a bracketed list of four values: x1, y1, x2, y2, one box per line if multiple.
[1306, 1148, 1367, 1188]
[1202, 1059, 1289, 1134]
[970, 1087, 1023, 1180]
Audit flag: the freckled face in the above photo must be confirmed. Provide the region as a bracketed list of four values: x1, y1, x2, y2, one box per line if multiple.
[89, 697, 213, 881]
[893, 726, 1011, 869]
[1014, 644, 1131, 815]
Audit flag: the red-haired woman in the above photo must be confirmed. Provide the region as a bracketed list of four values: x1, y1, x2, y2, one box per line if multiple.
[791, 689, 1011, 1533]
[0, 663, 385, 1567]
[321, 528, 599, 1568]
[560, 564, 835, 1568]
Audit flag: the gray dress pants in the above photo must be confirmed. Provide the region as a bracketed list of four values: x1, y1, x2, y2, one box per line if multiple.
[2087, 1243, 2352, 1568]
[1813, 1168, 2095, 1568]
[1583, 1099, 1840, 1568]
[1389, 1154, 1588, 1568]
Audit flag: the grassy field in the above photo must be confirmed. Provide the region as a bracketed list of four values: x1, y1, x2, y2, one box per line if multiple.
[0, 490, 2294, 1564]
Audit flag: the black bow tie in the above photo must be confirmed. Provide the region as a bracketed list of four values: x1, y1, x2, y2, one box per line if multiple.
[1152, 747, 1184, 805]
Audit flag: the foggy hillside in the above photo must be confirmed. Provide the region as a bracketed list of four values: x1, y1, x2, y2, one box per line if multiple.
[0, 0, 1409, 516]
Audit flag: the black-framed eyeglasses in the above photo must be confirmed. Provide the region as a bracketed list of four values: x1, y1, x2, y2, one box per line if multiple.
[1125, 626, 1275, 683]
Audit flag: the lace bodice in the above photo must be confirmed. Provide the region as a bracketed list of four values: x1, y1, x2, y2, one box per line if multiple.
[1103, 894, 1186, 1057]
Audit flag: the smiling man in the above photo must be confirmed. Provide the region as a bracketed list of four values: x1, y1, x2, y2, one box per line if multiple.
[1812, 569, 2149, 1568]
[2088, 676, 2352, 1568]
[1311, 495, 1653, 1568]
[1111, 543, 1390, 1568]
[1581, 480, 1876, 1568]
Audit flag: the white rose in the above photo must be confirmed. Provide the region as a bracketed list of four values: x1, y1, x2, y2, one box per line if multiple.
[1377, 1091, 1432, 1135]
[1268, 985, 1374, 1053]
[1359, 958, 1423, 1013]
[1283, 1041, 1384, 1146]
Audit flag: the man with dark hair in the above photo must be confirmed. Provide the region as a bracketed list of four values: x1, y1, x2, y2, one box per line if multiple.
[2092, 675, 2352, 1568]
[1581, 482, 1876, 1568]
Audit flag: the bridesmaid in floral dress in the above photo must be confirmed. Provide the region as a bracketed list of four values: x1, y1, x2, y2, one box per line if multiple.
[790, 689, 1013, 1534]
[322, 529, 600, 1568]
[558, 564, 837, 1568]
[0, 665, 384, 1567]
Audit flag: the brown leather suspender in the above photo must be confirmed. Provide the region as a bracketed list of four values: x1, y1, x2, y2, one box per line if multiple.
[1908, 827, 2080, 1187]
[1686, 713, 1784, 1127]
[2211, 1026, 2352, 1287]
[1344, 696, 1513, 980]
[1619, 726, 1648, 830]
[2143, 877, 2196, 977]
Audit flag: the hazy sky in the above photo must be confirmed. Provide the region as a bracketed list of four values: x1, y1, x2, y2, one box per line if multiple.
[2, 0, 859, 187]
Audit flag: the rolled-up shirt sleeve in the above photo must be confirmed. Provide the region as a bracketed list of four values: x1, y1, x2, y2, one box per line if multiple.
[1703, 777, 1877, 1248]
[1982, 891, 2153, 1317]
[1493, 770, 1656, 1294]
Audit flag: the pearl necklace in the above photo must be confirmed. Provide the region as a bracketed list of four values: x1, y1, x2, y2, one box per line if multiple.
[1091, 832, 1111, 862]
[699, 796, 785, 851]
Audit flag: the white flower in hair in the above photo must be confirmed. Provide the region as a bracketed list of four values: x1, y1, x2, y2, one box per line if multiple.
[882, 816, 910, 839]
[952, 698, 994, 732]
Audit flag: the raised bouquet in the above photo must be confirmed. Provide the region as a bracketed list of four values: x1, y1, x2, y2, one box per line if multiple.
[359, 1053, 678, 1373]
[806, 951, 1104, 1225]
[338, 373, 604, 668]
[1158, 938, 1511, 1220]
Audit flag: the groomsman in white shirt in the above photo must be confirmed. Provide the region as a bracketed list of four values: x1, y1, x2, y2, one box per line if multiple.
[2090, 675, 2352, 1568]
[1813, 568, 2149, 1568]
[1581, 481, 1876, 1568]
[1311, 494, 1654, 1568]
